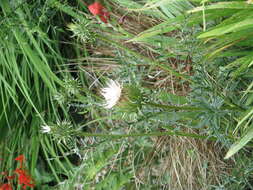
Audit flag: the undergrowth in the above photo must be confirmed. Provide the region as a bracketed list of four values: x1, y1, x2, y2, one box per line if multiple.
[1, 0, 253, 190]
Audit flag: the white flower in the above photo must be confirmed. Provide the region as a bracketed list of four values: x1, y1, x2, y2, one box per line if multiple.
[101, 79, 122, 109]
[41, 125, 51, 133]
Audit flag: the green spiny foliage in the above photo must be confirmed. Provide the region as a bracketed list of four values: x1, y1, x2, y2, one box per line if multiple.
[187, 0, 253, 158]
[56, 142, 133, 190]
[124, 0, 253, 159]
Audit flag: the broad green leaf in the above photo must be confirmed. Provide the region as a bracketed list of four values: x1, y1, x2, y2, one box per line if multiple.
[162, 0, 193, 17]
[249, 59, 253, 67]
[158, 91, 188, 105]
[225, 123, 253, 159]
[215, 50, 252, 58]
[231, 59, 251, 78]
[130, 10, 235, 42]
[246, 93, 253, 106]
[236, 107, 253, 129]
[109, 0, 166, 19]
[198, 18, 253, 38]
[144, 0, 173, 10]
[138, 0, 193, 18]
[128, 16, 183, 42]
[189, 1, 253, 13]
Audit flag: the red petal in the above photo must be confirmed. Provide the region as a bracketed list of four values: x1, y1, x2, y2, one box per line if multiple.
[15, 155, 24, 161]
[15, 169, 35, 189]
[0, 183, 12, 190]
[88, 2, 103, 15]
[88, 2, 110, 23]
[99, 15, 107, 23]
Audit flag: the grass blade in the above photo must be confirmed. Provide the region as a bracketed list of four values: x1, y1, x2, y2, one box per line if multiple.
[225, 123, 253, 159]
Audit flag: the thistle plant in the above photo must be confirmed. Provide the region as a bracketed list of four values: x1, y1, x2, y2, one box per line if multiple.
[63, 77, 81, 96]
[41, 125, 51, 134]
[41, 120, 74, 144]
[53, 91, 67, 105]
[101, 79, 122, 109]
[67, 20, 95, 44]
[100, 80, 143, 116]
[101, 79, 202, 114]
[53, 77, 81, 105]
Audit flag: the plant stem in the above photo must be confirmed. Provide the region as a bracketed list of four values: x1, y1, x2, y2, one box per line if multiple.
[145, 101, 244, 112]
[144, 102, 205, 111]
[76, 131, 217, 141]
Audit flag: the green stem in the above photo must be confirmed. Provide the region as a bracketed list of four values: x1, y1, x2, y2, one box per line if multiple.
[145, 101, 243, 112]
[144, 102, 204, 111]
[76, 131, 216, 141]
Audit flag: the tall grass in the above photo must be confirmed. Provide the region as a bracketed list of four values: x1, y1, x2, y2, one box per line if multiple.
[0, 0, 74, 188]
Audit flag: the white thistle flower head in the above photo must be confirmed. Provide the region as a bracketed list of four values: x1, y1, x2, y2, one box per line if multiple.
[41, 125, 51, 133]
[101, 79, 122, 109]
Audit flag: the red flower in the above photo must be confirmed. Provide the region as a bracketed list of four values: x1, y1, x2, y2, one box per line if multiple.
[15, 169, 34, 189]
[15, 155, 25, 168]
[88, 2, 110, 23]
[15, 155, 24, 162]
[0, 184, 12, 190]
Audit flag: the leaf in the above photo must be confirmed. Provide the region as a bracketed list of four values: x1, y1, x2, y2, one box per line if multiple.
[158, 91, 188, 105]
[246, 93, 253, 106]
[225, 124, 253, 159]
[128, 16, 183, 42]
[236, 107, 253, 129]
[96, 172, 132, 190]
[110, 0, 166, 19]
[143, 0, 193, 18]
[130, 10, 235, 42]
[198, 18, 253, 38]
[189, 1, 253, 13]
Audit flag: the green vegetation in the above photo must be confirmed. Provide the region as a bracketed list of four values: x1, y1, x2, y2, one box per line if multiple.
[1, 0, 253, 189]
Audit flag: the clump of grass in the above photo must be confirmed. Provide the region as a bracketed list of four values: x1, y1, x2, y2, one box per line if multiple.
[156, 135, 227, 189]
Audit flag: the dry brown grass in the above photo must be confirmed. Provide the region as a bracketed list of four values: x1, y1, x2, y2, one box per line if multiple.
[137, 133, 230, 190]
